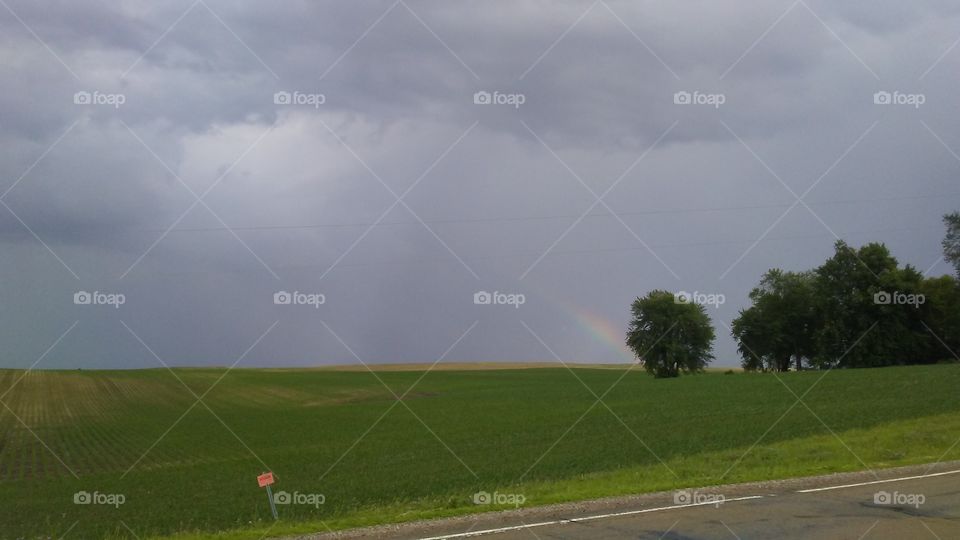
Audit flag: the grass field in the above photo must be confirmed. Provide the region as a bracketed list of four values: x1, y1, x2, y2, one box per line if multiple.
[1, 364, 959, 539]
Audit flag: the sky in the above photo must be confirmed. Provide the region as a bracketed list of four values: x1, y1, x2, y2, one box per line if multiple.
[1, 0, 958, 369]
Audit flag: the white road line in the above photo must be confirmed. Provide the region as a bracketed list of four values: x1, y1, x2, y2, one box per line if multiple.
[419, 468, 960, 539]
[796, 468, 960, 493]
[418, 496, 765, 539]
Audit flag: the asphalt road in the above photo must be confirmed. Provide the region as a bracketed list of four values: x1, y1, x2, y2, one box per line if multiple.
[430, 473, 960, 539]
[295, 463, 960, 540]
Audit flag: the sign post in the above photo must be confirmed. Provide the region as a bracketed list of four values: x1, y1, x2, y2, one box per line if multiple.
[257, 472, 278, 520]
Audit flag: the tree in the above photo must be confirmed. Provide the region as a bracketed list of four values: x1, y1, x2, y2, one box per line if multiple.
[730, 235, 959, 371]
[812, 241, 930, 368]
[626, 290, 715, 378]
[944, 212, 960, 277]
[918, 274, 960, 361]
[730, 306, 769, 371]
[732, 269, 816, 371]
[811, 241, 890, 368]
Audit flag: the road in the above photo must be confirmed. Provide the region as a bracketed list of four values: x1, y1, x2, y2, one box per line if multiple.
[295, 463, 960, 540]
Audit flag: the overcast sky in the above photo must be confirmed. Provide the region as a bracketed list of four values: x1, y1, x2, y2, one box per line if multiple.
[1, 0, 958, 369]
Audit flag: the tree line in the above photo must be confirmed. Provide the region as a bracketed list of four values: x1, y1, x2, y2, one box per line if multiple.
[627, 212, 960, 377]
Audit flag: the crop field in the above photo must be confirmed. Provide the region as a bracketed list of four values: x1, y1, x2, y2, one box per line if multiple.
[1, 365, 959, 539]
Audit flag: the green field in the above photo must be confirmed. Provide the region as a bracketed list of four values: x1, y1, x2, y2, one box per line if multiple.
[2, 364, 959, 539]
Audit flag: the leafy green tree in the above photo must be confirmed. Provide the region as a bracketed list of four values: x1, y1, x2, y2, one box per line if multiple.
[875, 264, 931, 364]
[731, 233, 959, 371]
[944, 212, 960, 277]
[626, 290, 715, 378]
[811, 241, 888, 368]
[730, 306, 769, 371]
[812, 241, 929, 368]
[732, 269, 816, 371]
[918, 274, 960, 361]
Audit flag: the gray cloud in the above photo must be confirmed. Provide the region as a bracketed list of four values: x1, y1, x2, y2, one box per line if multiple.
[1, 0, 958, 369]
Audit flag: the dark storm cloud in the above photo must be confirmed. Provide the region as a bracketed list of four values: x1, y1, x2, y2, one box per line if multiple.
[1, 0, 958, 369]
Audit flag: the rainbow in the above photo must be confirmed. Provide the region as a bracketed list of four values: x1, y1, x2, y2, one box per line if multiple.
[562, 304, 635, 363]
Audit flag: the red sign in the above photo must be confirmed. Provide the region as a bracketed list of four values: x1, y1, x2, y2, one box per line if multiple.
[257, 472, 275, 487]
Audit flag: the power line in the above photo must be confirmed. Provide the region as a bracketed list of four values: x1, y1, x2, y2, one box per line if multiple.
[138, 224, 944, 275]
[143, 192, 960, 233]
